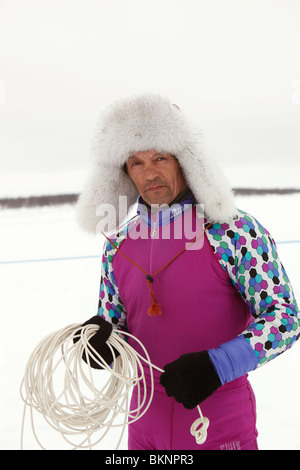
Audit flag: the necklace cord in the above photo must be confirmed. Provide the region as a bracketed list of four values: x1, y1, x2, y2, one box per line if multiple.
[101, 219, 214, 316]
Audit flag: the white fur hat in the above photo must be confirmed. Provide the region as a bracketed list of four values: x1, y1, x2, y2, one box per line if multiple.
[77, 93, 236, 233]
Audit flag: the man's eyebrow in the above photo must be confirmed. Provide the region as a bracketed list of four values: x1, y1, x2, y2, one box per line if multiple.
[127, 155, 141, 162]
[127, 152, 172, 162]
[152, 152, 165, 157]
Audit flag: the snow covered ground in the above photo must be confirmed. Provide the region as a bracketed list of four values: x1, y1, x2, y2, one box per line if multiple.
[0, 191, 300, 450]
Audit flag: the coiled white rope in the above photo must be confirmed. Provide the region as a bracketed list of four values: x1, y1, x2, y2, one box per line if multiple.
[20, 323, 209, 450]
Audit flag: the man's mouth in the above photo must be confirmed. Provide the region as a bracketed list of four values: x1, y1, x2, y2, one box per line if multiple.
[146, 185, 166, 192]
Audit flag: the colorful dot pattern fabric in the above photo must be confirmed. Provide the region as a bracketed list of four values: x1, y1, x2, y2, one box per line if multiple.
[206, 210, 299, 366]
[98, 219, 135, 333]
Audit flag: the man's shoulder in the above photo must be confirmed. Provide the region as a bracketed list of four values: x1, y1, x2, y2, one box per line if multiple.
[102, 214, 139, 253]
[206, 209, 273, 250]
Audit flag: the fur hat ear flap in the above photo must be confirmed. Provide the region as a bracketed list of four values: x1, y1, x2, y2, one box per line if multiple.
[178, 145, 236, 224]
[76, 164, 138, 234]
[76, 93, 236, 233]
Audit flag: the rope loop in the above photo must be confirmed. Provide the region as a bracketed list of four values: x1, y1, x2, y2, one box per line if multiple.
[20, 323, 209, 450]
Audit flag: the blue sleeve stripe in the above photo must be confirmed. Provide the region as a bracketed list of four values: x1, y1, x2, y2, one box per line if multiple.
[208, 335, 259, 385]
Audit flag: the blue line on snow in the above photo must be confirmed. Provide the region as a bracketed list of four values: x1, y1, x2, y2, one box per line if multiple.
[0, 240, 299, 265]
[277, 240, 300, 245]
[0, 255, 100, 264]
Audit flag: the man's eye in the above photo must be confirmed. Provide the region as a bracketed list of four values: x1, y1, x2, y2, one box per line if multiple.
[131, 161, 141, 166]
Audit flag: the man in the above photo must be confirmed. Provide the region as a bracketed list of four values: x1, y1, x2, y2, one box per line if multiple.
[76, 93, 299, 450]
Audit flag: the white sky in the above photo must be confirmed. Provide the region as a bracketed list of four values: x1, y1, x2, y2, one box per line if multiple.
[0, 0, 300, 190]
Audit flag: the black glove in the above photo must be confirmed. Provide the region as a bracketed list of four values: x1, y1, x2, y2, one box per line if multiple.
[159, 351, 222, 409]
[73, 315, 119, 369]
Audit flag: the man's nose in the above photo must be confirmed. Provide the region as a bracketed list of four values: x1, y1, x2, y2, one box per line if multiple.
[144, 163, 160, 181]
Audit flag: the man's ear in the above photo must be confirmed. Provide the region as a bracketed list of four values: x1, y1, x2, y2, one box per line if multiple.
[122, 162, 128, 174]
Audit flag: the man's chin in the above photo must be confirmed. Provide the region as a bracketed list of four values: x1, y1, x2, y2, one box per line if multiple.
[143, 189, 173, 206]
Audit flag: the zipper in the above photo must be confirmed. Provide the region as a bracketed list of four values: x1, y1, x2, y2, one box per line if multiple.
[150, 209, 158, 238]
[149, 211, 158, 274]
[150, 220, 157, 238]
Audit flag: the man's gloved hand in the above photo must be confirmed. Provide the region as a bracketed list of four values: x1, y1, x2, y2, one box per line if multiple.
[73, 315, 119, 369]
[159, 351, 222, 409]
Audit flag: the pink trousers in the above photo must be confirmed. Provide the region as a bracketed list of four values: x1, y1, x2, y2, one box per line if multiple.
[128, 375, 258, 451]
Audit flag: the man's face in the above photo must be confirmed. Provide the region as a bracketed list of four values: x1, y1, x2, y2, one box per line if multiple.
[126, 150, 187, 206]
